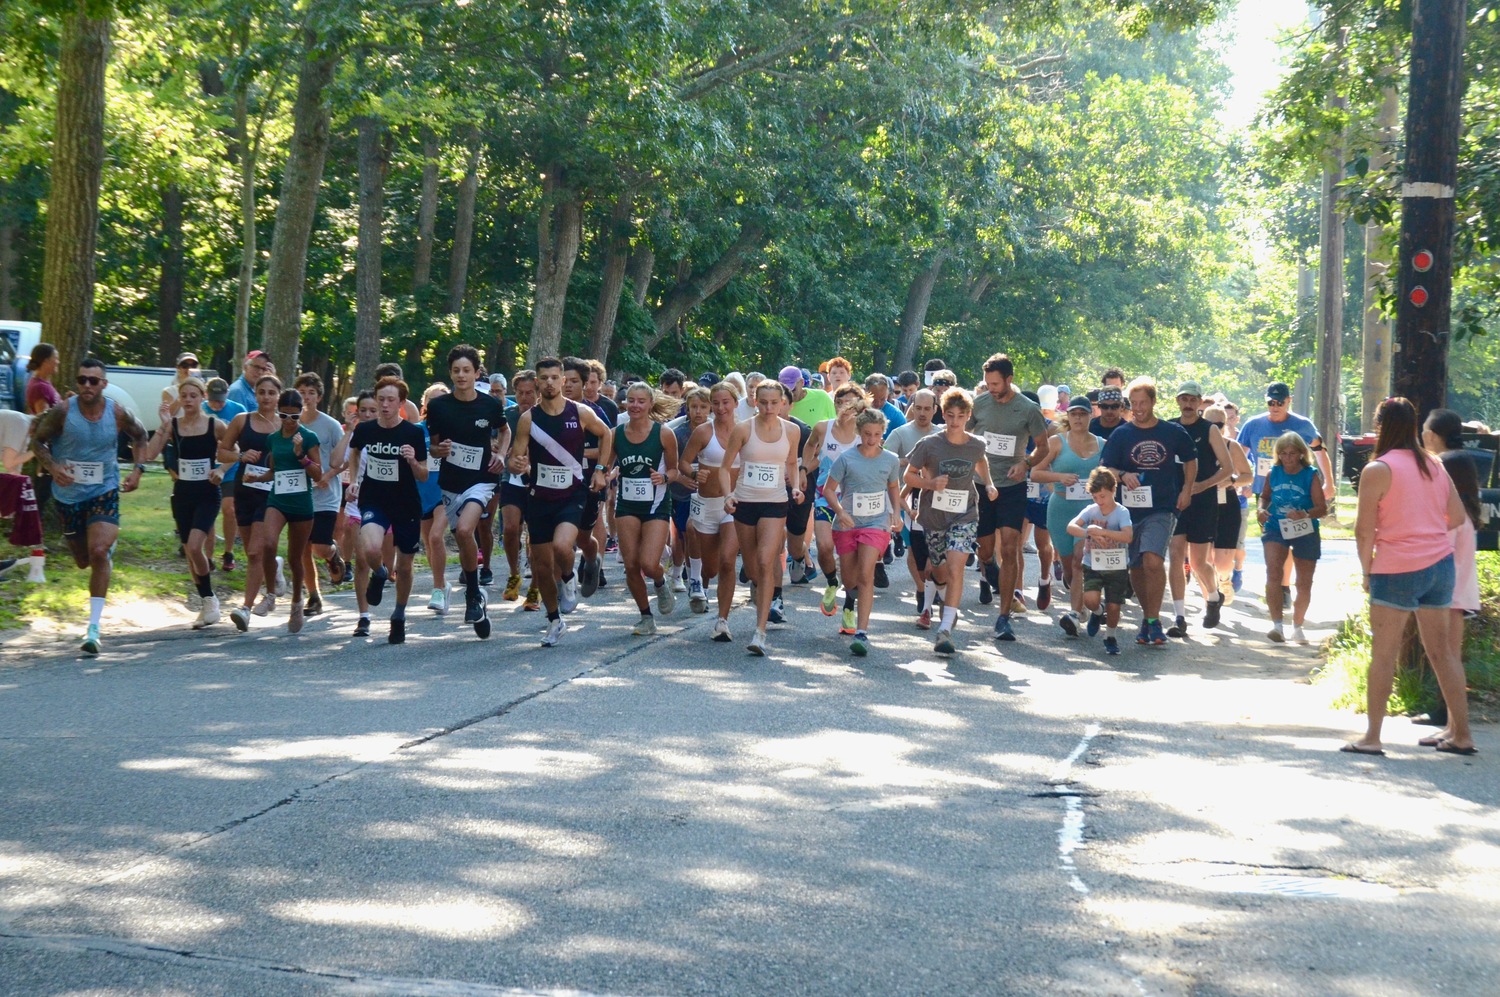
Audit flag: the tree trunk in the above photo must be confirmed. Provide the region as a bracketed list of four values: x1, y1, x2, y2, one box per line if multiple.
[959, 271, 993, 323]
[446, 130, 481, 316]
[644, 223, 766, 352]
[587, 187, 634, 365]
[353, 115, 388, 392]
[893, 253, 947, 373]
[260, 32, 339, 375]
[1362, 86, 1399, 432]
[157, 184, 185, 365]
[626, 244, 654, 307]
[1314, 28, 1348, 462]
[40, 7, 108, 382]
[0, 221, 16, 319]
[526, 168, 583, 363]
[232, 67, 256, 380]
[412, 127, 439, 290]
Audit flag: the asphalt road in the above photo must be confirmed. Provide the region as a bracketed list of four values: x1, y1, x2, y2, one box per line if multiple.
[2, 539, 1496, 996]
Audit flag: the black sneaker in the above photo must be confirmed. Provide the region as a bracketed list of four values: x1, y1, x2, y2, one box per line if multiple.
[595, 568, 609, 588]
[353, 617, 371, 638]
[1203, 595, 1222, 629]
[1103, 636, 1120, 656]
[739, 565, 750, 584]
[388, 617, 406, 644]
[1167, 615, 1188, 639]
[979, 578, 993, 605]
[768, 597, 785, 625]
[365, 566, 388, 606]
[464, 589, 483, 624]
[1059, 613, 1079, 637]
[304, 594, 323, 616]
[873, 562, 889, 589]
[892, 533, 905, 557]
[1086, 612, 1103, 637]
[579, 556, 600, 597]
[479, 565, 494, 587]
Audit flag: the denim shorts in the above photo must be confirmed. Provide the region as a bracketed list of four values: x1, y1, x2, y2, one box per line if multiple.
[1262, 531, 1321, 562]
[1369, 553, 1455, 612]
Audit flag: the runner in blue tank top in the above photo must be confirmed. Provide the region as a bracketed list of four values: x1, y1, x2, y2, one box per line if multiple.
[30, 358, 150, 656]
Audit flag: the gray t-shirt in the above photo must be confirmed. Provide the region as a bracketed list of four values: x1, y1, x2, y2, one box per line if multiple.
[908, 432, 988, 531]
[826, 448, 901, 528]
[1074, 502, 1132, 566]
[884, 420, 939, 462]
[301, 410, 344, 513]
[668, 415, 695, 500]
[968, 390, 1048, 487]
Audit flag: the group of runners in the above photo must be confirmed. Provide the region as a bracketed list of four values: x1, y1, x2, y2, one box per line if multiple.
[22, 345, 1339, 658]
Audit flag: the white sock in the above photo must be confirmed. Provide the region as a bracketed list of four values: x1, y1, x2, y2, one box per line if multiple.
[1039, 580, 1050, 589]
[88, 596, 105, 628]
[689, 558, 703, 583]
[1172, 598, 1185, 617]
[924, 580, 938, 605]
[941, 606, 958, 631]
[1106, 626, 1117, 638]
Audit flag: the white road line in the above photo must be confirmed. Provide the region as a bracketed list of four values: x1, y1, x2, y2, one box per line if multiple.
[1052, 723, 1101, 895]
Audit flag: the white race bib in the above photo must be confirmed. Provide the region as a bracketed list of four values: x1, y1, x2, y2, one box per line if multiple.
[68, 460, 105, 485]
[177, 458, 210, 482]
[851, 491, 886, 517]
[274, 469, 308, 495]
[984, 432, 1017, 457]
[448, 441, 484, 471]
[1217, 484, 1228, 505]
[931, 488, 969, 513]
[242, 468, 272, 491]
[1256, 455, 1275, 478]
[743, 461, 784, 490]
[1026, 481, 1041, 500]
[1279, 516, 1314, 540]
[367, 456, 399, 483]
[1065, 481, 1091, 501]
[690, 494, 705, 519]
[621, 476, 653, 502]
[1090, 547, 1127, 571]
[1123, 486, 1153, 508]
[427, 453, 442, 474]
[537, 463, 573, 490]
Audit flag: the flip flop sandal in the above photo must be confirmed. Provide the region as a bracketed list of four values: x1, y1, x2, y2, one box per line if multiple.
[1339, 742, 1385, 756]
[1435, 740, 1479, 756]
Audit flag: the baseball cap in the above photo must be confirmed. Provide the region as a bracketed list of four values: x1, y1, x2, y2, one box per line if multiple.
[1098, 387, 1124, 405]
[1056, 384, 1071, 395]
[697, 371, 719, 388]
[205, 377, 229, 399]
[1067, 396, 1091, 412]
[245, 349, 269, 362]
[1265, 382, 1291, 402]
[1176, 380, 1203, 398]
[175, 352, 199, 367]
[777, 365, 803, 388]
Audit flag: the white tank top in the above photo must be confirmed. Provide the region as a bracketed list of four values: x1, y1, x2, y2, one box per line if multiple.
[734, 417, 792, 503]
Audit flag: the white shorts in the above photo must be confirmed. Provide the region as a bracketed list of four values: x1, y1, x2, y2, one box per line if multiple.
[443, 483, 497, 525]
[689, 494, 732, 536]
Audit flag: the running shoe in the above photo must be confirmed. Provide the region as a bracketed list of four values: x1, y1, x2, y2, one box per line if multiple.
[605, 534, 619, 554]
[542, 617, 566, 647]
[916, 608, 932, 630]
[748, 630, 767, 656]
[273, 556, 288, 597]
[1219, 578, 1235, 607]
[353, 616, 371, 638]
[712, 618, 731, 642]
[429, 588, 448, 615]
[288, 604, 304, 634]
[559, 576, 579, 614]
[231, 606, 250, 632]
[821, 583, 839, 616]
[523, 585, 541, 611]
[738, 565, 750, 584]
[1148, 620, 1168, 646]
[632, 614, 657, 636]
[194, 596, 221, 630]
[1167, 615, 1188, 639]
[873, 562, 889, 589]
[768, 596, 785, 624]
[1011, 590, 1027, 615]
[689, 579, 707, 614]
[1053, 561, 1064, 584]
[221, 551, 236, 572]
[366, 565, 388, 607]
[579, 556, 600, 597]
[1086, 612, 1103, 638]
[1203, 596, 1222, 629]
[1267, 621, 1285, 643]
[1058, 613, 1078, 637]
[934, 629, 956, 655]
[328, 550, 347, 585]
[464, 589, 484, 624]
[850, 634, 868, 657]
[479, 565, 494, 587]
[1103, 636, 1120, 656]
[672, 574, 686, 593]
[788, 558, 807, 584]
[656, 581, 676, 616]
[596, 567, 609, 588]
[1231, 568, 1243, 592]
[993, 615, 1015, 642]
[840, 608, 856, 635]
[252, 593, 275, 617]
[1292, 624, 1308, 644]
[1035, 583, 1052, 612]
[474, 612, 491, 639]
[1023, 541, 1037, 555]
[1135, 622, 1150, 645]
[304, 593, 323, 617]
[80, 624, 101, 657]
[388, 616, 405, 644]
[978, 578, 993, 605]
[502, 574, 522, 601]
[892, 532, 905, 557]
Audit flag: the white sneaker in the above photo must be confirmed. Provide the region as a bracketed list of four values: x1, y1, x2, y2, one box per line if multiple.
[559, 575, 579, 614]
[672, 576, 687, 593]
[273, 556, 288, 597]
[747, 630, 767, 656]
[1292, 624, 1308, 644]
[252, 593, 275, 617]
[656, 581, 675, 615]
[193, 595, 221, 630]
[1267, 621, 1284, 643]
[542, 617, 566, 646]
[711, 617, 731, 642]
[632, 614, 657, 636]
[689, 579, 707, 613]
[428, 588, 448, 615]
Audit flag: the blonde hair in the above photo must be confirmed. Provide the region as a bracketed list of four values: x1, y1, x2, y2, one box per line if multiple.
[855, 408, 887, 431]
[709, 382, 741, 403]
[683, 385, 711, 407]
[625, 382, 680, 422]
[1274, 430, 1314, 469]
[177, 376, 206, 398]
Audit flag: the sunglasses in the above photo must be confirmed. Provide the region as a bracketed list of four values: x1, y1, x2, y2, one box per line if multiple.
[1266, 399, 1287, 407]
[1207, 419, 1225, 427]
[1099, 403, 1122, 411]
[77, 375, 103, 386]
[278, 411, 301, 420]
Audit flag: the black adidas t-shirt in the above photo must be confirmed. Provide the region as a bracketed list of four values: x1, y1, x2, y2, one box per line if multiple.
[351, 419, 428, 520]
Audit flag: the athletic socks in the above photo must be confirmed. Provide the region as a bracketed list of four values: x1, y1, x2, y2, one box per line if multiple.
[924, 579, 938, 607]
[464, 569, 479, 597]
[826, 570, 838, 589]
[1172, 598, 1186, 618]
[194, 574, 213, 598]
[941, 606, 958, 631]
[689, 558, 703, 583]
[88, 596, 105, 628]
[844, 589, 856, 610]
[391, 603, 406, 621]
[548, 610, 560, 622]
[773, 586, 783, 602]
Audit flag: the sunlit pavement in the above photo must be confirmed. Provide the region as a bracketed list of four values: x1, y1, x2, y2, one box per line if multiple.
[1, 540, 1495, 996]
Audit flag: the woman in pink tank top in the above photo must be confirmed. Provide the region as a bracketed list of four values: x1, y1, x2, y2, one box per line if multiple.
[1347, 398, 1474, 756]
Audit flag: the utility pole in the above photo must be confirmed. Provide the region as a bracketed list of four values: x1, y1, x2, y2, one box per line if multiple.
[1314, 27, 1348, 452]
[1361, 87, 1399, 432]
[1393, 0, 1466, 417]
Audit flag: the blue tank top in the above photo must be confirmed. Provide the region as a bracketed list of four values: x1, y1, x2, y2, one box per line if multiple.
[1049, 433, 1104, 501]
[52, 397, 120, 505]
